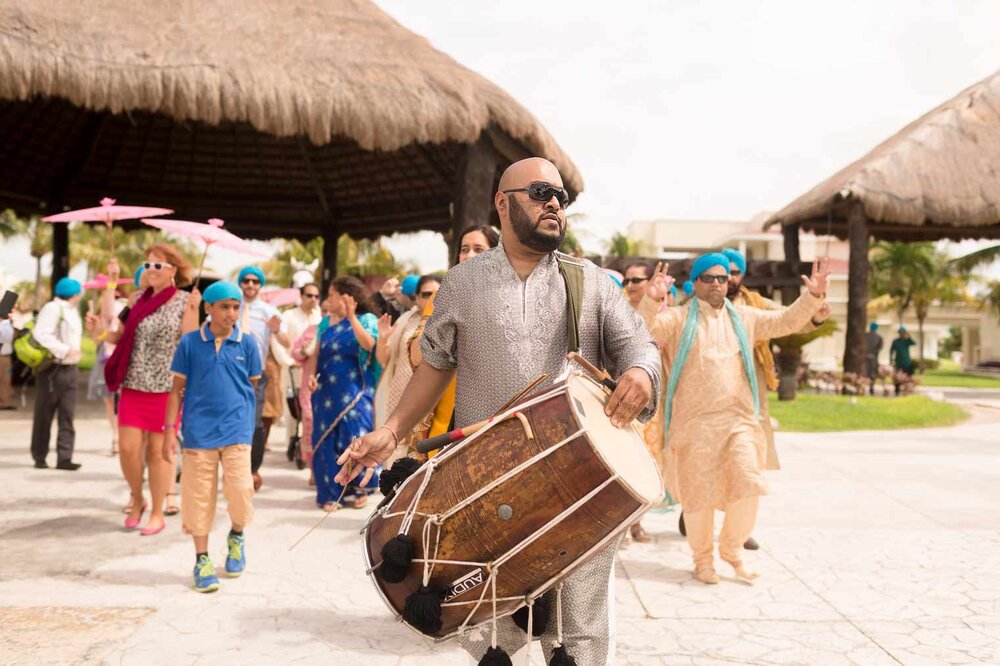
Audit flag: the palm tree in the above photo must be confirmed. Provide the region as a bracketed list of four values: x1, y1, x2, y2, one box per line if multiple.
[950, 243, 1000, 273]
[911, 249, 973, 372]
[868, 241, 935, 324]
[1, 214, 52, 307]
[606, 232, 640, 258]
[69, 225, 201, 279]
[982, 280, 1000, 320]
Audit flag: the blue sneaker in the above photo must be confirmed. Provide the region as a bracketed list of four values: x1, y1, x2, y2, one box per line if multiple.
[225, 533, 246, 577]
[193, 555, 220, 593]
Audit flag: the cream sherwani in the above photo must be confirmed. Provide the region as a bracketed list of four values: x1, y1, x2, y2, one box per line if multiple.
[639, 291, 823, 570]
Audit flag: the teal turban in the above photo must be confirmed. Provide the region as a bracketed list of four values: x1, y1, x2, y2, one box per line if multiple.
[870, 322, 878, 332]
[722, 248, 746, 275]
[54, 277, 81, 298]
[238, 266, 266, 287]
[401, 274, 419, 296]
[682, 252, 730, 294]
[133, 265, 145, 288]
[203, 281, 243, 304]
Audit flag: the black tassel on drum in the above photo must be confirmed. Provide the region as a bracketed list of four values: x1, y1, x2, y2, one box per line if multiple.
[402, 585, 443, 635]
[379, 457, 421, 497]
[478, 646, 513, 665]
[513, 594, 549, 635]
[378, 534, 414, 583]
[549, 645, 577, 666]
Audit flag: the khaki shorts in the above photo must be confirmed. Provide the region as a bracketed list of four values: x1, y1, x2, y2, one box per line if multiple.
[181, 444, 254, 536]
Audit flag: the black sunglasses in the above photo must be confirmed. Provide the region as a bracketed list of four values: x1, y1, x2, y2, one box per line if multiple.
[419, 290, 437, 299]
[697, 274, 729, 285]
[730, 270, 742, 277]
[241, 278, 260, 285]
[622, 277, 648, 286]
[502, 181, 570, 209]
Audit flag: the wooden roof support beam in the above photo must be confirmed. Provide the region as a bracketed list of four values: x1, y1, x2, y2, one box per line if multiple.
[451, 133, 503, 265]
[843, 202, 869, 376]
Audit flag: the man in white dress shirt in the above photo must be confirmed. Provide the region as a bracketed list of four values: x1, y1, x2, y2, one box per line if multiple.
[30, 278, 84, 470]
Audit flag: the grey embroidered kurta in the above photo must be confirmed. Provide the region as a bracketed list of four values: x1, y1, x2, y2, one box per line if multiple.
[421, 244, 661, 426]
[419, 242, 661, 665]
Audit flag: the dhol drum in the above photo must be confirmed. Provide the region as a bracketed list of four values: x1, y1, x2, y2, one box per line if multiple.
[362, 372, 663, 640]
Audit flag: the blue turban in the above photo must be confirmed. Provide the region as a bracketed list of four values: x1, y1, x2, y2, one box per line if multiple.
[669, 284, 678, 299]
[870, 322, 878, 332]
[682, 252, 730, 294]
[898, 326, 908, 334]
[606, 272, 623, 288]
[237, 266, 266, 287]
[401, 274, 420, 296]
[682, 281, 694, 296]
[133, 265, 145, 288]
[203, 281, 243, 304]
[722, 248, 746, 275]
[54, 277, 81, 299]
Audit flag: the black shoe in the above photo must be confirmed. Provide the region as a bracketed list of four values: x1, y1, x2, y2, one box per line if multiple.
[0, 405, 16, 410]
[744, 536, 760, 551]
[55, 461, 81, 471]
[679, 511, 686, 537]
[33, 460, 49, 469]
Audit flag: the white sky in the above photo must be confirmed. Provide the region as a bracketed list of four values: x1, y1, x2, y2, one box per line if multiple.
[3, 0, 1000, 284]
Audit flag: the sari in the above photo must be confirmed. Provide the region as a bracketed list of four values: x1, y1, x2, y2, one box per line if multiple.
[311, 313, 381, 506]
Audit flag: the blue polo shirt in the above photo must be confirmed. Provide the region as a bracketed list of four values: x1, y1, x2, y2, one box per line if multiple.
[170, 323, 262, 449]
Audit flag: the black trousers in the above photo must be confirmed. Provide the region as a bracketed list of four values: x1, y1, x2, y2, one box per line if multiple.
[31, 364, 78, 464]
[250, 374, 268, 473]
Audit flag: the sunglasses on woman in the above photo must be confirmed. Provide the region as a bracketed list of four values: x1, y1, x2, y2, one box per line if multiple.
[622, 277, 648, 286]
[143, 261, 174, 271]
[501, 181, 570, 209]
[697, 274, 729, 285]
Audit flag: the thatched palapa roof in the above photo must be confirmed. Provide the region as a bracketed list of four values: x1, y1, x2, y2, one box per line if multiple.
[764, 69, 1000, 241]
[0, 0, 581, 238]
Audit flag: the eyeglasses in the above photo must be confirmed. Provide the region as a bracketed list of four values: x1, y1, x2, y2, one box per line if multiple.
[302, 293, 320, 299]
[730, 270, 742, 277]
[241, 278, 260, 285]
[143, 262, 174, 271]
[622, 277, 648, 286]
[501, 181, 570, 209]
[419, 290, 437, 299]
[697, 275, 729, 285]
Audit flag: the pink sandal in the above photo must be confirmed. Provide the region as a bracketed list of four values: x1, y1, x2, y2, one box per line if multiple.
[124, 503, 147, 530]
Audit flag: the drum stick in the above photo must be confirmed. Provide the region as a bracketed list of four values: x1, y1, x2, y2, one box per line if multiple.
[566, 352, 618, 392]
[414, 418, 493, 455]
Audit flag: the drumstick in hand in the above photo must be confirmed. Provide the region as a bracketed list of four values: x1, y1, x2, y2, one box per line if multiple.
[566, 352, 618, 392]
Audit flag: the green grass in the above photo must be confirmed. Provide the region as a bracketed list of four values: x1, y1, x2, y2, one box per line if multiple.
[918, 359, 1000, 389]
[768, 393, 968, 432]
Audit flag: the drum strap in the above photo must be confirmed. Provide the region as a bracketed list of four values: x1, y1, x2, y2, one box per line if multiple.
[555, 253, 585, 354]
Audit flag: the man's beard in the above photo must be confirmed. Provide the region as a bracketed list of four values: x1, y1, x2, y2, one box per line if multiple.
[726, 279, 742, 299]
[509, 196, 565, 253]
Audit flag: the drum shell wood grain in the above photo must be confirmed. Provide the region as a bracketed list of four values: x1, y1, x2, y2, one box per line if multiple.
[363, 379, 653, 639]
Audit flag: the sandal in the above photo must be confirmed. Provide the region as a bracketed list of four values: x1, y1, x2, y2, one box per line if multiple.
[164, 492, 180, 516]
[320, 502, 340, 513]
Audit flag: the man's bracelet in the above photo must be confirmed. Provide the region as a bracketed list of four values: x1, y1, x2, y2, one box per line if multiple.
[378, 424, 400, 447]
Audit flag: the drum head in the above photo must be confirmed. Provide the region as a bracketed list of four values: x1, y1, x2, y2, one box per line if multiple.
[567, 374, 663, 503]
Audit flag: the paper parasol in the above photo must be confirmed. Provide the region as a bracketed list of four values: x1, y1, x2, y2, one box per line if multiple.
[140, 217, 270, 281]
[43, 197, 173, 254]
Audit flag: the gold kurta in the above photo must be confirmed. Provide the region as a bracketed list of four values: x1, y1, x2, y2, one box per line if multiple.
[730, 289, 818, 470]
[629, 299, 669, 487]
[639, 292, 822, 512]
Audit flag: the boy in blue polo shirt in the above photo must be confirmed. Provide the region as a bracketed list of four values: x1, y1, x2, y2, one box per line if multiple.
[164, 281, 262, 593]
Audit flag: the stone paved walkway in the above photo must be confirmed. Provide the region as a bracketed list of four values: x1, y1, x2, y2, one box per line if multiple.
[2, 399, 999, 665]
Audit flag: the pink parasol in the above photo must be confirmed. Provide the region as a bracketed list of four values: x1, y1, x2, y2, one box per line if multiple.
[140, 217, 270, 281]
[43, 197, 173, 254]
[260, 288, 301, 308]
